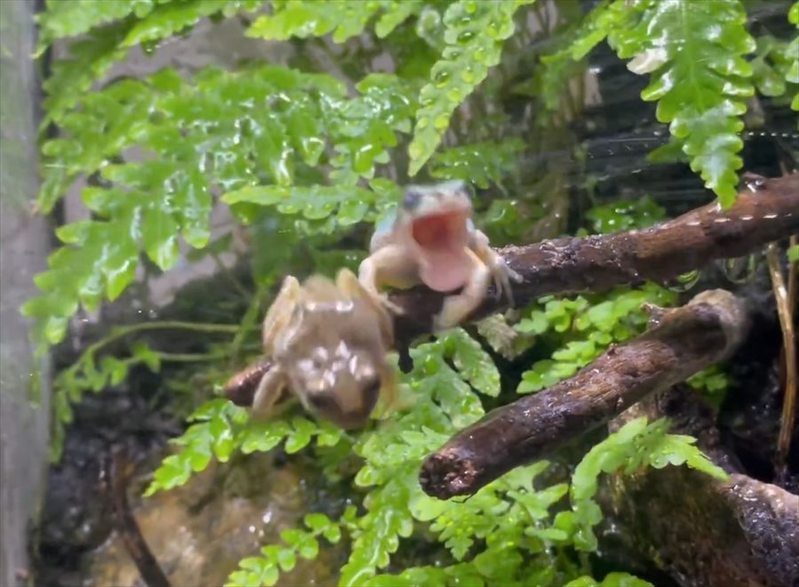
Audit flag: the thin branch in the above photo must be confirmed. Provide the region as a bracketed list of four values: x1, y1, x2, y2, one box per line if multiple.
[224, 359, 271, 407]
[766, 243, 797, 478]
[419, 289, 750, 499]
[104, 446, 171, 587]
[84, 320, 244, 355]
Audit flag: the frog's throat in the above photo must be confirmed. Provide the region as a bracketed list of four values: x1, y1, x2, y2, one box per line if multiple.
[418, 250, 472, 293]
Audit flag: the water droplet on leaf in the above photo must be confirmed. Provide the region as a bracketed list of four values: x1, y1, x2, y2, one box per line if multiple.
[458, 30, 476, 43]
[434, 69, 451, 86]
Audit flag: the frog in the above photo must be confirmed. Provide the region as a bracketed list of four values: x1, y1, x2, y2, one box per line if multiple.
[251, 268, 396, 429]
[358, 180, 523, 331]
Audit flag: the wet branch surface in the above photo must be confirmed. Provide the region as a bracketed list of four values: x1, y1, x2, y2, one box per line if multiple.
[602, 387, 799, 587]
[103, 447, 171, 587]
[419, 289, 750, 499]
[391, 173, 799, 346]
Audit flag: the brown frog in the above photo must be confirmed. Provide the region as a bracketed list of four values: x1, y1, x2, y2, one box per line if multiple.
[250, 268, 396, 429]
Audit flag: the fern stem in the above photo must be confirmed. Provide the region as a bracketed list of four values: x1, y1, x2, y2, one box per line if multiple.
[67, 320, 251, 372]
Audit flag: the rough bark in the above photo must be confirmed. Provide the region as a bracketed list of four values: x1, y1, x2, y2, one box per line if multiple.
[599, 387, 799, 587]
[419, 289, 750, 499]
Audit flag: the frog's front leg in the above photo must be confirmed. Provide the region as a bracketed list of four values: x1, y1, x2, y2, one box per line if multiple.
[336, 268, 395, 347]
[262, 275, 301, 355]
[251, 366, 290, 419]
[434, 248, 492, 331]
[358, 244, 417, 316]
[470, 229, 523, 306]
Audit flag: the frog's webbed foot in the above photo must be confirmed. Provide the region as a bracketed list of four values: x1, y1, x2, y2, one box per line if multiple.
[262, 275, 301, 355]
[471, 230, 522, 307]
[488, 253, 523, 307]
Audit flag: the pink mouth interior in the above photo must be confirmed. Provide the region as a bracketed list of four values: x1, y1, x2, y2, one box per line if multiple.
[412, 212, 471, 292]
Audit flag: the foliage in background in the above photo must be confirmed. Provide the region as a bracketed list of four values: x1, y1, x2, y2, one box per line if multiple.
[30, 0, 792, 584]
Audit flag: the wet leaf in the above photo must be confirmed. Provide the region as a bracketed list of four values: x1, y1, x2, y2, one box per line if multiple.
[608, 0, 755, 207]
[408, 0, 533, 175]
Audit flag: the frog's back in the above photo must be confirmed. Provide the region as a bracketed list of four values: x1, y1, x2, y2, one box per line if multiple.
[301, 275, 346, 302]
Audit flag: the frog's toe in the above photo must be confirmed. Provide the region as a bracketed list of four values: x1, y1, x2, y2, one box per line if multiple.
[507, 265, 524, 283]
[380, 294, 405, 316]
[493, 267, 519, 307]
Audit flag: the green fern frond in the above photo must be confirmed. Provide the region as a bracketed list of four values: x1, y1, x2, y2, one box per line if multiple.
[122, 0, 262, 47]
[24, 159, 213, 346]
[226, 512, 343, 587]
[35, 0, 155, 52]
[789, 3, 799, 111]
[29, 64, 415, 349]
[608, 0, 755, 206]
[751, 35, 795, 98]
[429, 138, 524, 189]
[38, 0, 261, 125]
[223, 185, 377, 225]
[567, 417, 727, 551]
[145, 399, 343, 496]
[408, 0, 533, 175]
[247, 0, 422, 42]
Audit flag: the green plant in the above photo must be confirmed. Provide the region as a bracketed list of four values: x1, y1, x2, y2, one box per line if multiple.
[31, 0, 781, 584]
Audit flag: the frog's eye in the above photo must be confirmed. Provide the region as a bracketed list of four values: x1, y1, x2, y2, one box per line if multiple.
[403, 188, 423, 210]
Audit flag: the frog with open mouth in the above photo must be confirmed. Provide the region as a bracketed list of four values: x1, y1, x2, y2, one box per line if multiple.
[358, 180, 523, 330]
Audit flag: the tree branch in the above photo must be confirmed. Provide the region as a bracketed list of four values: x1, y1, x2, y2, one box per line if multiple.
[419, 289, 750, 499]
[391, 173, 798, 345]
[104, 446, 171, 587]
[225, 173, 798, 410]
[598, 387, 799, 587]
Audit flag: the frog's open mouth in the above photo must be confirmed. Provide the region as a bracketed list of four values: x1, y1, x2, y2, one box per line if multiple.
[411, 209, 472, 292]
[410, 210, 469, 251]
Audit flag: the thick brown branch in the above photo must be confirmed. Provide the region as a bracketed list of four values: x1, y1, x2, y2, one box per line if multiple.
[419, 289, 750, 499]
[391, 173, 798, 345]
[599, 387, 799, 587]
